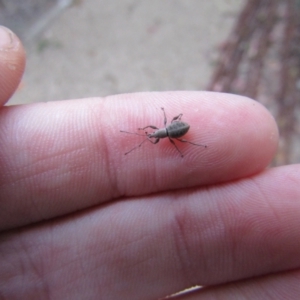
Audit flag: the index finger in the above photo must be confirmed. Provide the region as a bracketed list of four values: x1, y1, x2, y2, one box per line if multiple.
[0, 91, 278, 230]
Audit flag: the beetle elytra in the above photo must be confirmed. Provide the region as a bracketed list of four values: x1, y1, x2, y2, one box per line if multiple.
[120, 107, 207, 157]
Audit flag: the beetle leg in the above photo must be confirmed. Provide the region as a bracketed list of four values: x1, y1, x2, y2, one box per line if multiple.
[171, 113, 183, 123]
[161, 107, 167, 126]
[138, 125, 159, 131]
[168, 137, 184, 157]
[175, 138, 207, 148]
[147, 137, 160, 144]
[124, 138, 149, 155]
[124, 137, 160, 155]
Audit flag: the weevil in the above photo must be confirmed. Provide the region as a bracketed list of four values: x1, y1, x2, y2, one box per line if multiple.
[120, 107, 207, 157]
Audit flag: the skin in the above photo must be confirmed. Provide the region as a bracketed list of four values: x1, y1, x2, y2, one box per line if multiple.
[0, 26, 300, 300]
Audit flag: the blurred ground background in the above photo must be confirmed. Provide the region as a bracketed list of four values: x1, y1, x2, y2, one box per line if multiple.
[0, 0, 244, 104]
[208, 0, 300, 165]
[1, 0, 300, 165]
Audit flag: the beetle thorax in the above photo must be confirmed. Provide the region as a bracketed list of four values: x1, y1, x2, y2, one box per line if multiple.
[149, 128, 168, 138]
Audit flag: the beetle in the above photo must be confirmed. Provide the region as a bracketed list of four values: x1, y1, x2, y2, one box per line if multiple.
[120, 107, 207, 157]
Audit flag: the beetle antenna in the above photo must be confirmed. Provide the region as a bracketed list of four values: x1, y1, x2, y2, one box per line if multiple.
[124, 138, 149, 155]
[175, 138, 207, 148]
[120, 130, 147, 137]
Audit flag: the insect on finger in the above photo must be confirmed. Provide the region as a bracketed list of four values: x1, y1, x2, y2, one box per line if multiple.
[120, 108, 207, 157]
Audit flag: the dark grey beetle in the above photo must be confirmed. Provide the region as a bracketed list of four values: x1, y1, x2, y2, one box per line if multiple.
[120, 107, 207, 157]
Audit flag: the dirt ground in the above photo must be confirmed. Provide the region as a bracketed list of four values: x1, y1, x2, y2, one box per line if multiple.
[2, 0, 245, 105]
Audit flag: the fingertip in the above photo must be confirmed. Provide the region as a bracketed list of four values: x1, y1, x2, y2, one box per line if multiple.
[0, 26, 26, 106]
[114, 92, 279, 190]
[198, 93, 279, 180]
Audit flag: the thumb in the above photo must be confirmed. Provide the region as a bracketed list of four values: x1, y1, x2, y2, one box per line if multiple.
[0, 26, 26, 106]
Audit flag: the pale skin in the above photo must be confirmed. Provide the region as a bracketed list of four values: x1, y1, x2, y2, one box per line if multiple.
[1, 26, 300, 300]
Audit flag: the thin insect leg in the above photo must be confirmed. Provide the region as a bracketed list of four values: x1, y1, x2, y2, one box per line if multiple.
[120, 130, 147, 136]
[147, 137, 160, 144]
[124, 137, 160, 155]
[124, 138, 149, 155]
[176, 138, 207, 148]
[171, 113, 183, 123]
[168, 137, 184, 157]
[138, 125, 159, 131]
[161, 107, 167, 126]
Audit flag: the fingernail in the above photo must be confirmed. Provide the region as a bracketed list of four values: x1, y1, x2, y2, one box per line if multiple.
[0, 26, 18, 50]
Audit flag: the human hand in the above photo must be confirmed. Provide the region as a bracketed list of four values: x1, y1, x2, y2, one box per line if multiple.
[1, 27, 300, 300]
